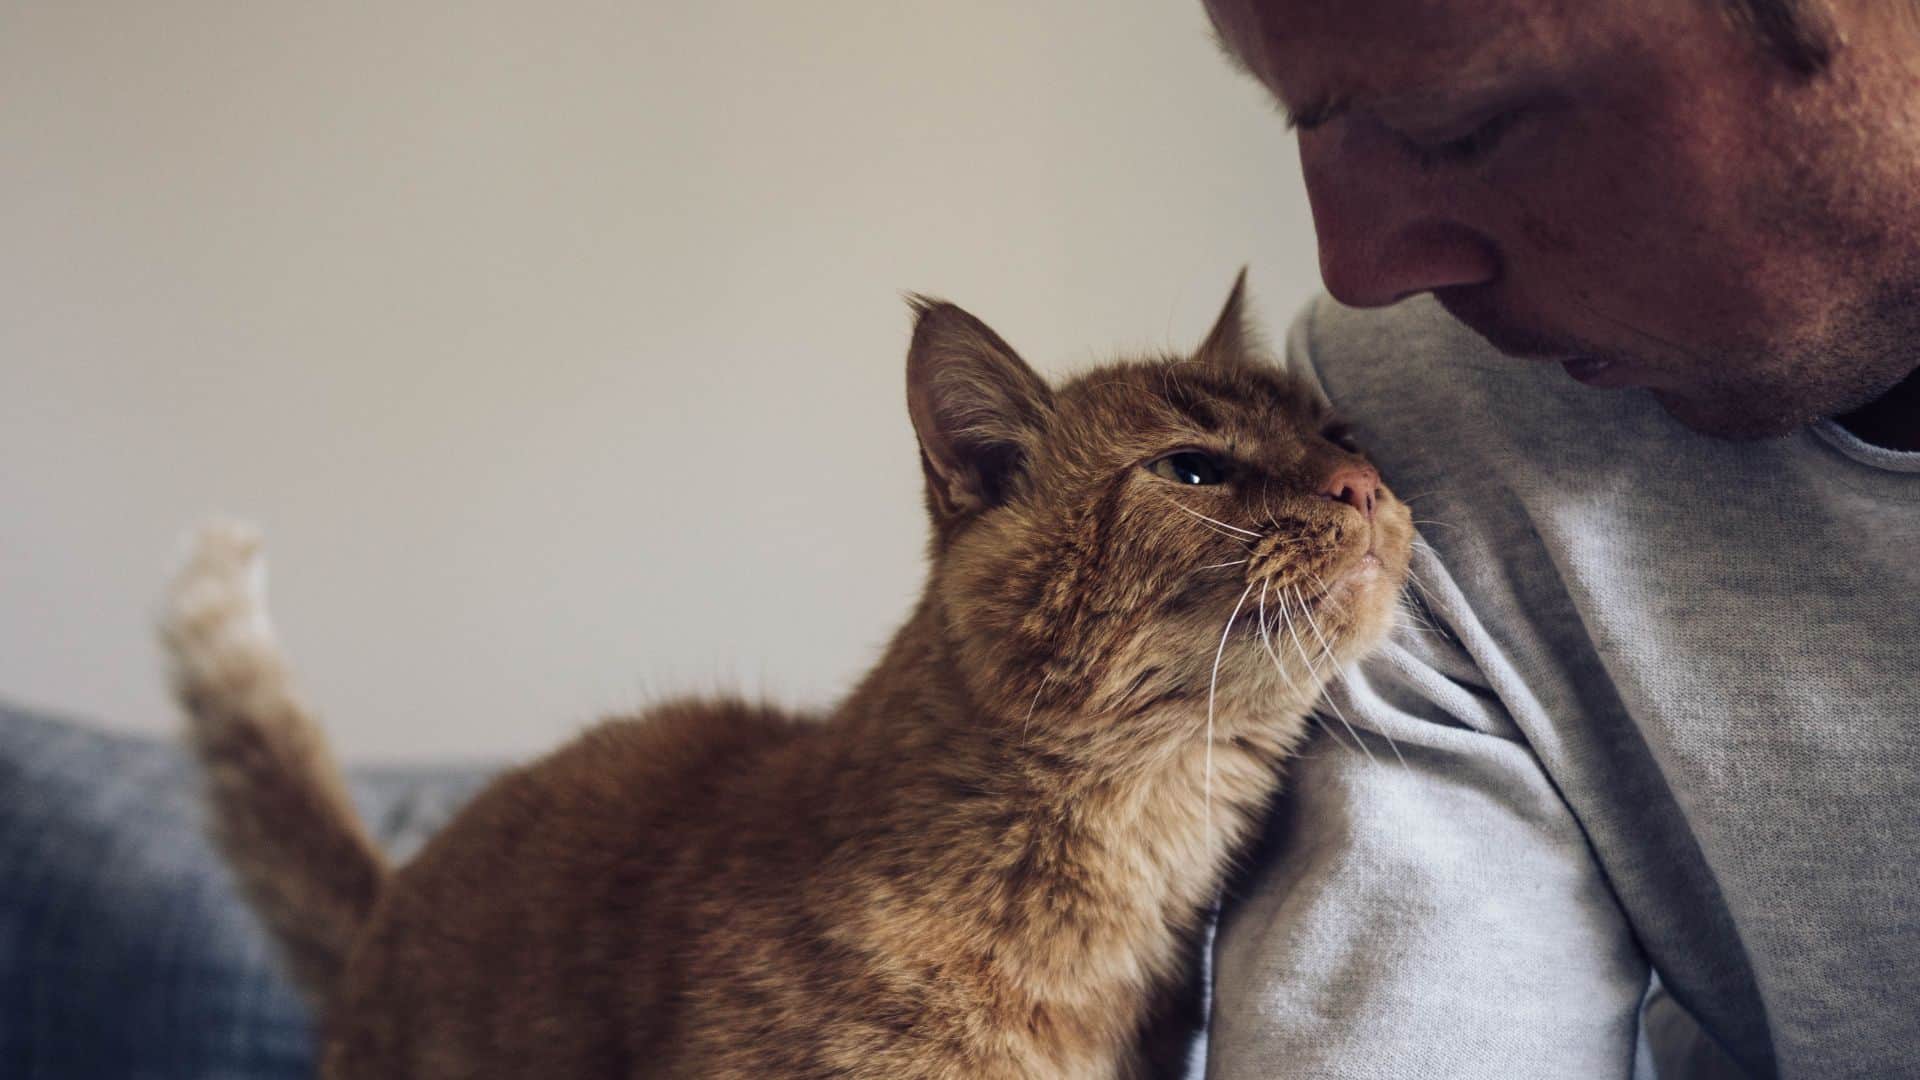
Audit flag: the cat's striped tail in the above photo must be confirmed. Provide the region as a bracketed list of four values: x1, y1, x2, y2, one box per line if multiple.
[158, 521, 387, 1009]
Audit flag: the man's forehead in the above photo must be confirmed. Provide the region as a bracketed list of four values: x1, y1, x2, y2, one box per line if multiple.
[1210, 0, 1635, 118]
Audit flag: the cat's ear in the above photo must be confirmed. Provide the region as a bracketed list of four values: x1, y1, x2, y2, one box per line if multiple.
[1195, 267, 1261, 366]
[905, 296, 1053, 522]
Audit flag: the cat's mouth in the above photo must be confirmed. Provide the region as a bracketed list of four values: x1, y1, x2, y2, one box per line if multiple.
[1157, 494, 1412, 682]
[1247, 511, 1369, 590]
[1243, 499, 1410, 619]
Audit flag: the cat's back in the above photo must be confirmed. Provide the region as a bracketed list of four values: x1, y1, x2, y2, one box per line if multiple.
[322, 698, 810, 1078]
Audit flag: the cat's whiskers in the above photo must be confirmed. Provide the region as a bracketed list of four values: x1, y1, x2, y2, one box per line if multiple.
[1281, 583, 1376, 764]
[1021, 672, 1053, 741]
[1166, 499, 1261, 542]
[1402, 551, 1442, 611]
[1153, 359, 1206, 421]
[1396, 593, 1442, 636]
[1204, 580, 1258, 845]
[1269, 586, 1351, 754]
[1296, 579, 1408, 771]
[1259, 479, 1280, 534]
[1251, 576, 1359, 753]
[1278, 585, 1322, 678]
[1180, 519, 1257, 549]
[1255, 580, 1288, 677]
[1197, 558, 1251, 572]
[1273, 591, 1363, 756]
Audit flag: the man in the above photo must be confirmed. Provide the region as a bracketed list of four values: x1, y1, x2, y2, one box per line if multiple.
[1195, 1, 1918, 1077]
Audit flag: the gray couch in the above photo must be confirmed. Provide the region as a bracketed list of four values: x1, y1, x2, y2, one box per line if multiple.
[0, 703, 491, 1078]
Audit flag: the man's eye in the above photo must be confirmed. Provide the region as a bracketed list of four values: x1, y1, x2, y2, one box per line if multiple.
[1404, 107, 1527, 169]
[1148, 451, 1231, 486]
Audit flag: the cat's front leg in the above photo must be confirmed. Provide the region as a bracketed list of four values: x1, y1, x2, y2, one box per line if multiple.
[1124, 942, 1209, 1080]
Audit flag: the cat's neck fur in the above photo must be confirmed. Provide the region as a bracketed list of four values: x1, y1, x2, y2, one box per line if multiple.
[808, 590, 1308, 1056]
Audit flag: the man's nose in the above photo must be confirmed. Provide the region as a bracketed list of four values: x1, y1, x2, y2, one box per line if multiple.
[1300, 133, 1499, 308]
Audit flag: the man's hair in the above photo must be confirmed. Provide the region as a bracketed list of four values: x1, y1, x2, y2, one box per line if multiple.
[1724, 0, 1836, 76]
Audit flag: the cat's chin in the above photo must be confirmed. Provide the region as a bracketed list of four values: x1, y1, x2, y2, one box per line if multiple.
[1286, 549, 1396, 612]
[1279, 545, 1411, 664]
[1326, 551, 1393, 603]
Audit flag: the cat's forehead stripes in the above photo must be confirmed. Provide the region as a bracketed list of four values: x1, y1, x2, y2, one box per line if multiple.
[1053, 358, 1325, 447]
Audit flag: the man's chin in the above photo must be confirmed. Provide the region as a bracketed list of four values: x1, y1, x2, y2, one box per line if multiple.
[1649, 388, 1808, 442]
[1432, 291, 1847, 440]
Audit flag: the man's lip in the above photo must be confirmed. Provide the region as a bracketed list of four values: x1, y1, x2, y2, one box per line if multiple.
[1560, 356, 1638, 388]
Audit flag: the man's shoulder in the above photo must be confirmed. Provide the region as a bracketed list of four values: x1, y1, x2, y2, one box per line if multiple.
[1284, 293, 1565, 436]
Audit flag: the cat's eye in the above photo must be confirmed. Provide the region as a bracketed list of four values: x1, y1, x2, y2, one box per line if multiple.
[1148, 451, 1230, 486]
[1322, 422, 1361, 452]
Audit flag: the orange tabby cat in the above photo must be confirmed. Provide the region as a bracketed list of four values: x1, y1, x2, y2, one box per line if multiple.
[161, 274, 1412, 1078]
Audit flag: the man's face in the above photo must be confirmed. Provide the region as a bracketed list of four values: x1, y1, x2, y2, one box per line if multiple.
[1207, 0, 1920, 439]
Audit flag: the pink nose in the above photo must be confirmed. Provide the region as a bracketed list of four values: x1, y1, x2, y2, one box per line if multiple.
[1321, 464, 1380, 519]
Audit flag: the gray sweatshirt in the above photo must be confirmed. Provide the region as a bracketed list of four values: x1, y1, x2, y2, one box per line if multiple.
[1205, 295, 1920, 1079]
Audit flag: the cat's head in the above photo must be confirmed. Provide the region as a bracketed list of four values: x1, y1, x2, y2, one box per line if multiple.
[905, 273, 1413, 747]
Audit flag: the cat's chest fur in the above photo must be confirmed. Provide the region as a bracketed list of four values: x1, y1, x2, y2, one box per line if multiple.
[321, 620, 1293, 1080]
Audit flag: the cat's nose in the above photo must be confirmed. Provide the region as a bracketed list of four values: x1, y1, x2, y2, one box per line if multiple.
[1321, 464, 1380, 520]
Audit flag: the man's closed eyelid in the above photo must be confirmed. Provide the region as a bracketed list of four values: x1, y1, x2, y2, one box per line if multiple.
[1394, 100, 1527, 141]
[1399, 106, 1530, 167]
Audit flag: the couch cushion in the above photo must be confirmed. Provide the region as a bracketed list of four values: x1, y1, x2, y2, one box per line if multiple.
[0, 703, 492, 1079]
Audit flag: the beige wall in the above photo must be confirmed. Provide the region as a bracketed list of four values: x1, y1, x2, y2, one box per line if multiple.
[0, 0, 1319, 761]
